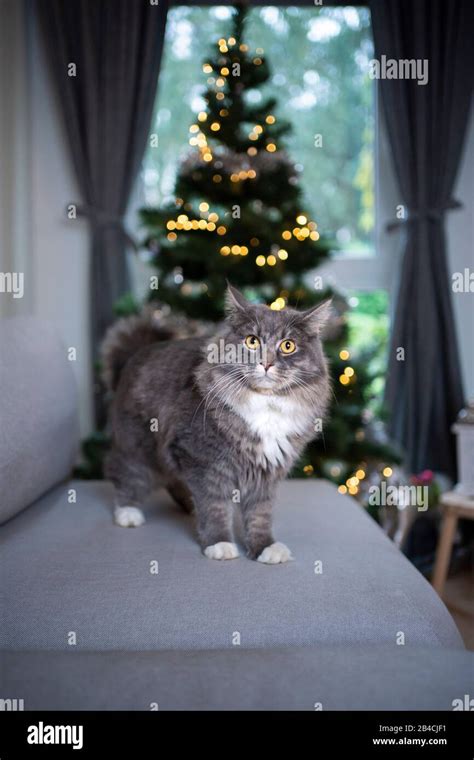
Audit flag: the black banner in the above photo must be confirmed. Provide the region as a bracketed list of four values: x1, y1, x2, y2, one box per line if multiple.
[0, 711, 472, 757]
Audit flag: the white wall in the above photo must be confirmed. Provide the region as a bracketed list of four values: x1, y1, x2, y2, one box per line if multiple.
[1, 0, 473, 438]
[1, 1, 92, 435]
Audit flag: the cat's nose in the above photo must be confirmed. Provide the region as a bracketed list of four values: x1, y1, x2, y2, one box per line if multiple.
[260, 361, 274, 372]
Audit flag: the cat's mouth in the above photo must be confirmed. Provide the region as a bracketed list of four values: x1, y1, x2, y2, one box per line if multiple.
[249, 373, 279, 393]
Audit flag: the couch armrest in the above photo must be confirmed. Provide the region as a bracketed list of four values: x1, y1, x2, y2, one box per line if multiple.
[0, 316, 79, 523]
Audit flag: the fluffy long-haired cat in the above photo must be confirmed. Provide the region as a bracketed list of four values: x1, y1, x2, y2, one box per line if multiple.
[102, 285, 331, 564]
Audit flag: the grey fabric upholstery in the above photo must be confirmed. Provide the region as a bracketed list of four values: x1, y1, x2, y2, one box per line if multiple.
[0, 317, 79, 524]
[0, 479, 462, 650]
[2, 646, 472, 711]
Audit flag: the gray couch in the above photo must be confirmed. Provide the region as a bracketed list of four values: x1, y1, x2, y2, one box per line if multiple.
[1, 317, 472, 710]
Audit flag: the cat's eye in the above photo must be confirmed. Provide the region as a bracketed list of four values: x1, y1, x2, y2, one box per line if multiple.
[244, 335, 260, 350]
[279, 339, 296, 355]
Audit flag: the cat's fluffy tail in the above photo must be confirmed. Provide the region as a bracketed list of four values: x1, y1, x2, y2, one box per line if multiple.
[101, 310, 174, 392]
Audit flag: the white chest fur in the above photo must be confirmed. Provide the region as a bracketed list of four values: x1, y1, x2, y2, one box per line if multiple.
[231, 392, 311, 468]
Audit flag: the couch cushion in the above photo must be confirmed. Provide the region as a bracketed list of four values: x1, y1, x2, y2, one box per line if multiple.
[0, 316, 79, 524]
[0, 479, 463, 650]
[2, 646, 472, 710]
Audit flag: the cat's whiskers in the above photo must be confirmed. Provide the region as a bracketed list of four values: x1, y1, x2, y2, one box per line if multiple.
[191, 366, 242, 426]
[214, 374, 248, 427]
[201, 368, 244, 430]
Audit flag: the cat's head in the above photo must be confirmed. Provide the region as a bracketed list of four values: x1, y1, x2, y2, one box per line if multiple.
[203, 284, 331, 396]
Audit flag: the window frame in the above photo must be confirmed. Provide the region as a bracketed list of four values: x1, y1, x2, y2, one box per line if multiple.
[129, 2, 401, 301]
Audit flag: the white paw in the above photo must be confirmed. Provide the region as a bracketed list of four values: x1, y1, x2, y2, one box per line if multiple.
[204, 542, 239, 560]
[114, 506, 145, 528]
[257, 542, 293, 565]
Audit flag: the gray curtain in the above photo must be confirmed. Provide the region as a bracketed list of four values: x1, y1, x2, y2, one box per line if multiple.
[370, 0, 474, 478]
[37, 0, 168, 421]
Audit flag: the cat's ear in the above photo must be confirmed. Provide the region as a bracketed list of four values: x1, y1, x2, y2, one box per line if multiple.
[225, 282, 251, 316]
[299, 298, 333, 335]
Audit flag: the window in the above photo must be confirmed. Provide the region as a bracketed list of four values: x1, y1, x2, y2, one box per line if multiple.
[142, 5, 375, 258]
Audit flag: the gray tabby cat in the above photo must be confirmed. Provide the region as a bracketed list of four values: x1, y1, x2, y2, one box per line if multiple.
[102, 285, 331, 564]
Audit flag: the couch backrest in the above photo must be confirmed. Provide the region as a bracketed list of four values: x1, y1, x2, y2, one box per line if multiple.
[0, 316, 79, 523]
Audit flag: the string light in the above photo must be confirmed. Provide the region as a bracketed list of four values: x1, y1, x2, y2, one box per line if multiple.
[239, 43, 248, 52]
[282, 230, 291, 240]
[339, 375, 349, 386]
[210, 122, 221, 131]
[220, 67, 229, 76]
[216, 92, 225, 101]
[198, 111, 207, 122]
[247, 147, 257, 156]
[228, 37, 236, 46]
[340, 349, 350, 360]
[219, 109, 229, 117]
[277, 249, 288, 260]
[356, 469, 366, 480]
[344, 367, 354, 377]
[256, 255, 265, 267]
[216, 226, 226, 235]
[267, 255, 277, 266]
[213, 174, 222, 183]
[216, 78, 225, 87]
[303, 464, 314, 475]
[296, 215, 307, 225]
[338, 485, 348, 494]
[383, 467, 393, 478]
[167, 232, 177, 241]
[220, 246, 230, 256]
[265, 115, 276, 124]
[202, 64, 213, 74]
[270, 297, 286, 311]
[253, 57, 262, 65]
[199, 202, 209, 212]
[266, 143, 276, 152]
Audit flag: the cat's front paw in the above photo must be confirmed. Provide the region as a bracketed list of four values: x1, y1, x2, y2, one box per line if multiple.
[204, 542, 239, 560]
[114, 506, 145, 527]
[257, 542, 293, 564]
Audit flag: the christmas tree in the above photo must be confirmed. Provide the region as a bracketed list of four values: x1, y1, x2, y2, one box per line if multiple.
[137, 4, 400, 502]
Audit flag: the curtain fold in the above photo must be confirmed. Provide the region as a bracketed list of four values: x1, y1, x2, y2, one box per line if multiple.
[37, 0, 169, 422]
[369, 0, 474, 478]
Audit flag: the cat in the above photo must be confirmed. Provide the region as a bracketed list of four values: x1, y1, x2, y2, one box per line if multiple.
[102, 284, 331, 564]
